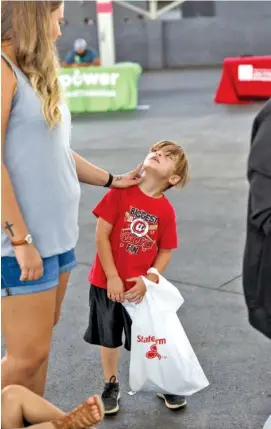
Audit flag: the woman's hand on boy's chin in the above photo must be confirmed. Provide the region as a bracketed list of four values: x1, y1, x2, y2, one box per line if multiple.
[125, 277, 147, 304]
[111, 164, 143, 189]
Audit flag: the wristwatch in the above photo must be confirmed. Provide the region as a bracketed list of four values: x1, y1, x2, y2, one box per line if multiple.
[11, 234, 33, 247]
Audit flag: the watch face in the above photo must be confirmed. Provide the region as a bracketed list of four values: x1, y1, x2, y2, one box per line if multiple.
[26, 234, 33, 244]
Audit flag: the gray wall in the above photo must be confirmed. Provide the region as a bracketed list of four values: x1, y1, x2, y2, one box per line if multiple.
[58, 1, 271, 70]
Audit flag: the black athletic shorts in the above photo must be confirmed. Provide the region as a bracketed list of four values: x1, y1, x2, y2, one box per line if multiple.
[84, 285, 132, 351]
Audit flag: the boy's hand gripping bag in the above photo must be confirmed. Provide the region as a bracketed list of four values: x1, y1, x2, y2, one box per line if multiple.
[123, 268, 209, 396]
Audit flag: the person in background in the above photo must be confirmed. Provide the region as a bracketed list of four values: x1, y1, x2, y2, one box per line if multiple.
[64, 38, 100, 67]
[242, 99, 271, 428]
[243, 98, 271, 340]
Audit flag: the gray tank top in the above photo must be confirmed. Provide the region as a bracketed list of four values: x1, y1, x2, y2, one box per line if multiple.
[1, 52, 81, 258]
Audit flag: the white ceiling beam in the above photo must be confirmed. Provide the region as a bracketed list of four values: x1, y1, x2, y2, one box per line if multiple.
[112, 1, 187, 20]
[113, 0, 151, 19]
[157, 0, 186, 17]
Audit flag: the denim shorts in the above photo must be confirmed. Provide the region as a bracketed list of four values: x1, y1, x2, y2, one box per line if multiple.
[1, 249, 77, 297]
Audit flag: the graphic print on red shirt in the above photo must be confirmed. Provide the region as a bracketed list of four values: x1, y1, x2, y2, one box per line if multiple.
[120, 206, 158, 255]
[89, 186, 178, 291]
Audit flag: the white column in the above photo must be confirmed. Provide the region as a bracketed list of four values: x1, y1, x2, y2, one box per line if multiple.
[96, 0, 115, 66]
[149, 0, 158, 20]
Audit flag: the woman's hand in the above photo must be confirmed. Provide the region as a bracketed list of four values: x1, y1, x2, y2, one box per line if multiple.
[112, 164, 143, 189]
[14, 244, 44, 281]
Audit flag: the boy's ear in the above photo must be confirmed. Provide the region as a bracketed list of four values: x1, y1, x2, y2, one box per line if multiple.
[169, 175, 181, 186]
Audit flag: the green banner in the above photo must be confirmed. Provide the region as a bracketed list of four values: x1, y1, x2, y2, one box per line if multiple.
[59, 62, 142, 113]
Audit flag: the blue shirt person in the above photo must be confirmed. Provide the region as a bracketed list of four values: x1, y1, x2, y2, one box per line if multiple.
[64, 38, 100, 67]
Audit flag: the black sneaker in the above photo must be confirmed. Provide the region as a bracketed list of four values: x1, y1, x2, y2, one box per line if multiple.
[102, 376, 120, 415]
[157, 393, 187, 410]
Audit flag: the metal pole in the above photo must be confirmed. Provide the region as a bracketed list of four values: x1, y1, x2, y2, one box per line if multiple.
[96, 0, 116, 66]
[149, 0, 157, 20]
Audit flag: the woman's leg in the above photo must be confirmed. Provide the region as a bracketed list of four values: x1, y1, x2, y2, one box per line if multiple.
[31, 272, 71, 395]
[54, 272, 71, 325]
[1, 288, 56, 396]
[1, 385, 64, 429]
[2, 267, 72, 397]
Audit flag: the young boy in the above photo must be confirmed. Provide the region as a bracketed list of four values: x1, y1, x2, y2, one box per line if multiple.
[84, 140, 189, 415]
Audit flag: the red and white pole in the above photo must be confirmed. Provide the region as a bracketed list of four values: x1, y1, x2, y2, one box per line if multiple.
[96, 0, 116, 66]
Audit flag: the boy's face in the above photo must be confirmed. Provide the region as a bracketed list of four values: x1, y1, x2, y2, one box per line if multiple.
[143, 146, 180, 186]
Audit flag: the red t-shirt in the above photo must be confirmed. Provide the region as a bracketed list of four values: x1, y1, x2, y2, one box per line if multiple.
[89, 185, 178, 291]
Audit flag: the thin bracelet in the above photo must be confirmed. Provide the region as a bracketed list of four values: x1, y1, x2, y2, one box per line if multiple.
[104, 173, 114, 188]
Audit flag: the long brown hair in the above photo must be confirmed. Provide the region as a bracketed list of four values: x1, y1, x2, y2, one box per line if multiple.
[1, 1, 63, 128]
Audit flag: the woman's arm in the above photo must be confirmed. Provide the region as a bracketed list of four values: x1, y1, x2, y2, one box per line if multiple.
[1, 59, 43, 281]
[72, 151, 142, 188]
[72, 151, 111, 187]
[1, 60, 28, 241]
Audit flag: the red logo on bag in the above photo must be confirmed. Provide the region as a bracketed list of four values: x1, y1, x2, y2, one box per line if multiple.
[146, 344, 162, 360]
[137, 335, 166, 345]
[137, 335, 167, 360]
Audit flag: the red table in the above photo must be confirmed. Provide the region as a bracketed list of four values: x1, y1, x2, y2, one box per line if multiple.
[214, 56, 271, 104]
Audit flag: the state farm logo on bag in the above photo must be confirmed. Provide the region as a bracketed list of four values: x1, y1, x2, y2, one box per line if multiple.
[146, 344, 162, 360]
[137, 335, 167, 360]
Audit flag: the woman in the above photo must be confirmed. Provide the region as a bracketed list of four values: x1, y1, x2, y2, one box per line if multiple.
[1, 385, 104, 429]
[1, 1, 141, 397]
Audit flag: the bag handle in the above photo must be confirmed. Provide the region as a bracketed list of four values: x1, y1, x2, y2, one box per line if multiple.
[147, 267, 160, 277]
[140, 267, 160, 287]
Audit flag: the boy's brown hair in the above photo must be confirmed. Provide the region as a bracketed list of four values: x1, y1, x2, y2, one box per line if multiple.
[150, 140, 190, 190]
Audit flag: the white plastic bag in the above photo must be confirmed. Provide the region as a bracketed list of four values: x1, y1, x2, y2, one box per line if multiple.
[124, 269, 209, 396]
[263, 416, 271, 429]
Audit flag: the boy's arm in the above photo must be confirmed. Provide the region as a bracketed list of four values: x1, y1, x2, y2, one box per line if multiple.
[95, 217, 118, 279]
[146, 249, 172, 283]
[95, 217, 124, 302]
[125, 249, 173, 303]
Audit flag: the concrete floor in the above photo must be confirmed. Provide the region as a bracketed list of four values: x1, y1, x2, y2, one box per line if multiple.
[3, 69, 271, 428]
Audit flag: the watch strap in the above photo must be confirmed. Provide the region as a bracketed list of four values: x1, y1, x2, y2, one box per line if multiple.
[11, 239, 28, 247]
[11, 234, 32, 247]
